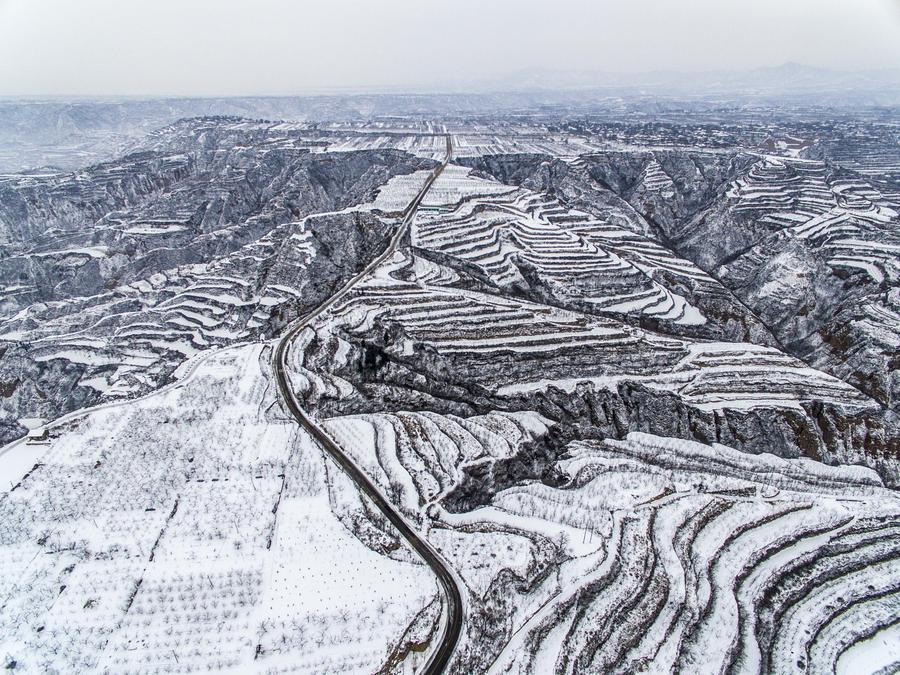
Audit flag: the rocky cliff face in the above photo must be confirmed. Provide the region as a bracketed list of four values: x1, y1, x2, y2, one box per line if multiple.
[0, 118, 429, 311]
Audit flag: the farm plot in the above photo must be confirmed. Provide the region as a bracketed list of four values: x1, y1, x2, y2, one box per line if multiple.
[290, 251, 870, 419]
[479, 433, 900, 675]
[412, 173, 709, 327]
[449, 133, 606, 159]
[0, 343, 440, 673]
[418, 164, 517, 207]
[370, 169, 438, 213]
[327, 133, 448, 161]
[314, 400, 900, 674]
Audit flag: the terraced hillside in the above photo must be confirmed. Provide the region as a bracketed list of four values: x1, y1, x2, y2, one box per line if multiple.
[410, 165, 769, 341]
[285, 256, 900, 672]
[2, 108, 899, 674]
[279, 139, 899, 671]
[290, 161, 896, 472]
[0, 117, 436, 444]
[316, 416, 900, 674]
[462, 130, 900, 414]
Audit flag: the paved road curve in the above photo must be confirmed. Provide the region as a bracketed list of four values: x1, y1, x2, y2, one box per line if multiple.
[273, 135, 463, 674]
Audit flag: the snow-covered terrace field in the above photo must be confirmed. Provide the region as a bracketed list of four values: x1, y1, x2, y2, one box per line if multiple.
[724, 156, 900, 332]
[413, 171, 709, 326]
[327, 134, 448, 161]
[449, 133, 606, 159]
[310, 404, 900, 674]
[0, 344, 439, 673]
[419, 164, 515, 207]
[0, 221, 321, 400]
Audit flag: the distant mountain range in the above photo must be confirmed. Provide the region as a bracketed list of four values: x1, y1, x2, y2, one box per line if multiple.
[434, 62, 900, 98]
[3, 63, 898, 103]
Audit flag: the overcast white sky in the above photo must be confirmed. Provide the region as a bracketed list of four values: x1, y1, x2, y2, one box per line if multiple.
[1, 0, 899, 96]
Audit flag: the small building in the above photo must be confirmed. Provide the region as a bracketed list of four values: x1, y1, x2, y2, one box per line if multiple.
[20, 417, 50, 444]
[25, 427, 50, 444]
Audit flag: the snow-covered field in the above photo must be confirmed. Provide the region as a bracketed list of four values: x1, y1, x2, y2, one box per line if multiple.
[418, 164, 516, 207]
[370, 169, 437, 213]
[313, 402, 900, 674]
[412, 172, 709, 326]
[449, 133, 606, 160]
[0, 344, 439, 673]
[327, 133, 448, 161]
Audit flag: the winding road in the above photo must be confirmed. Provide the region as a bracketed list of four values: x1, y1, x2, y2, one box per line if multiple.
[272, 134, 463, 674]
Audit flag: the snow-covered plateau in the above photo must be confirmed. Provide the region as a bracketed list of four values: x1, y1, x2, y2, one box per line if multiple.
[1, 101, 899, 674]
